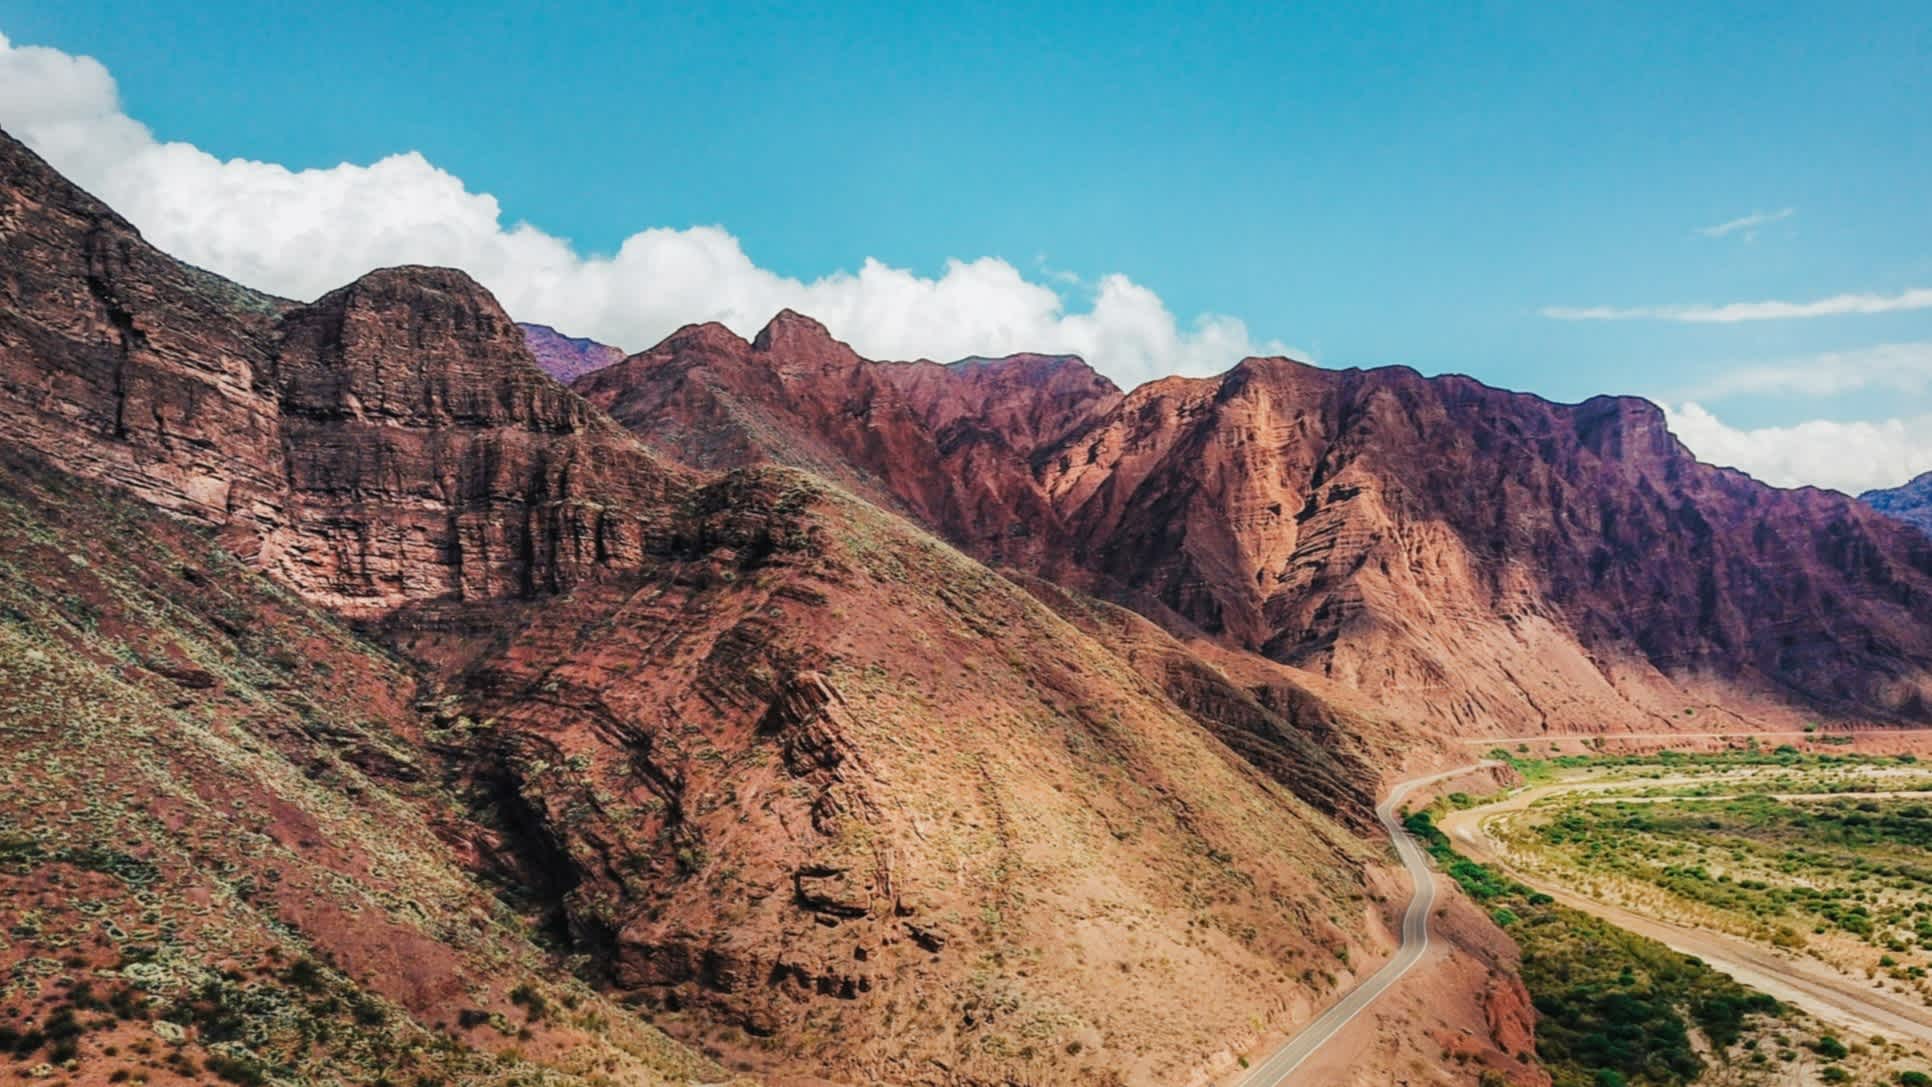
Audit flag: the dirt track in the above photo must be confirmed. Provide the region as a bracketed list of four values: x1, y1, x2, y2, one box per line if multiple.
[1459, 728, 1932, 744]
[1439, 784, 1932, 1048]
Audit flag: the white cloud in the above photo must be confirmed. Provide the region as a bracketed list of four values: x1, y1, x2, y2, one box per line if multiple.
[1543, 287, 1932, 323]
[1681, 342, 1932, 400]
[0, 30, 1291, 388]
[1663, 401, 1932, 494]
[1695, 207, 1793, 239]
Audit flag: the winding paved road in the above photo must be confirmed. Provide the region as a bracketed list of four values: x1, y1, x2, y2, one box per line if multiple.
[1235, 761, 1499, 1087]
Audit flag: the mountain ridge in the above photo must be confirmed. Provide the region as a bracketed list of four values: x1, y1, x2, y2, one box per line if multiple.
[568, 306, 1932, 737]
[0, 123, 1500, 1087]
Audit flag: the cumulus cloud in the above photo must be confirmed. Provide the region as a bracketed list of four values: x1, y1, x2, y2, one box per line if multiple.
[1662, 401, 1932, 494]
[1695, 207, 1793, 239]
[1543, 287, 1932, 323]
[0, 30, 1289, 388]
[1679, 342, 1932, 400]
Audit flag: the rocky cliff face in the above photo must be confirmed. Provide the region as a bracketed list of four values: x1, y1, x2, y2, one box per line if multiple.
[578, 309, 1932, 735]
[1036, 360, 1932, 730]
[0, 127, 681, 618]
[264, 268, 680, 613]
[1863, 470, 1932, 537]
[520, 321, 626, 382]
[0, 127, 291, 542]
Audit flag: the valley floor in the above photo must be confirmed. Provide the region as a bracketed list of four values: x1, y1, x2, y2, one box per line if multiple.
[1436, 744, 1932, 1086]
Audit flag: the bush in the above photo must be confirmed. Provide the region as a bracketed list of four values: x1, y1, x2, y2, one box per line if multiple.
[1813, 1035, 1849, 1060]
[204, 1054, 268, 1086]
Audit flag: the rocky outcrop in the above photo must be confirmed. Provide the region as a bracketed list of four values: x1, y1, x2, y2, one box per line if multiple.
[0, 127, 682, 618]
[1482, 974, 1538, 1066]
[1863, 469, 1932, 537]
[264, 267, 681, 613]
[520, 321, 627, 382]
[0, 125, 290, 548]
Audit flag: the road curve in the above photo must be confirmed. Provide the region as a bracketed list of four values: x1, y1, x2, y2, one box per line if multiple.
[1234, 761, 1499, 1087]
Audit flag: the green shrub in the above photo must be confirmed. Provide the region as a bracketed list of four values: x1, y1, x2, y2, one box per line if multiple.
[204, 1054, 268, 1086]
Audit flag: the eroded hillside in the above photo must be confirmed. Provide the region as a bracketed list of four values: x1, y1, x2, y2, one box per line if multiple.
[0, 125, 1501, 1086]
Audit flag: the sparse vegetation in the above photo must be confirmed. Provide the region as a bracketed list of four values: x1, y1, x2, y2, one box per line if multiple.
[0, 452, 733, 1086]
[1408, 810, 1796, 1086]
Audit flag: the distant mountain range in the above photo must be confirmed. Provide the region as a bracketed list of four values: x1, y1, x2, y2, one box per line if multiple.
[519, 320, 627, 381]
[1863, 470, 1932, 537]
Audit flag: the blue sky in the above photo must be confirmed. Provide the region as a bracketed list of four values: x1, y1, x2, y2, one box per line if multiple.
[1, 2, 1929, 490]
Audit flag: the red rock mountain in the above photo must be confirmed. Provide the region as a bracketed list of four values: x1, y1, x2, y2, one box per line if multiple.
[5, 127, 1506, 1087]
[572, 313, 1099, 566]
[520, 320, 627, 381]
[0, 129, 681, 617]
[8, 112, 1930, 1087]
[576, 305, 1932, 737]
[1035, 361, 1932, 731]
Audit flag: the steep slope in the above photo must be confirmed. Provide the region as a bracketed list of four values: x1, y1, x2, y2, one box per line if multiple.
[0, 125, 1490, 1087]
[520, 321, 626, 382]
[1863, 470, 1932, 537]
[0, 446, 733, 1087]
[384, 469, 1398, 1085]
[1037, 359, 1932, 733]
[572, 314, 1086, 566]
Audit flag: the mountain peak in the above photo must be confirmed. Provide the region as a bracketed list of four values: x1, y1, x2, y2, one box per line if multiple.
[657, 320, 751, 355]
[751, 308, 857, 364]
[287, 265, 531, 381]
[334, 262, 491, 296]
